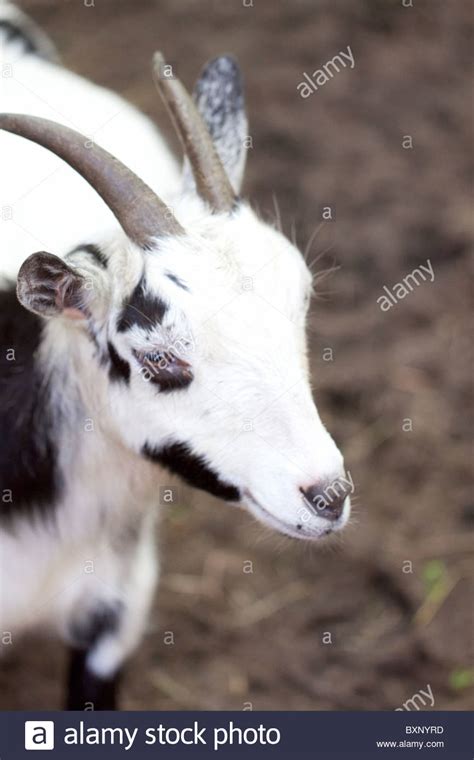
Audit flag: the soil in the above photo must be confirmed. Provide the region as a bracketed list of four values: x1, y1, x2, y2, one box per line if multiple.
[1, 0, 472, 711]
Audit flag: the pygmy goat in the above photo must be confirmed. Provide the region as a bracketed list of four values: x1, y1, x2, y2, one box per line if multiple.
[0, 3, 351, 709]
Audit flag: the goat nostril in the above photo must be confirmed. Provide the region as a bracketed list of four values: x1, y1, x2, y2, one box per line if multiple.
[300, 483, 347, 522]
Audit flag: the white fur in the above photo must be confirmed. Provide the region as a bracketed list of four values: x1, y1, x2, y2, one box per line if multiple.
[0, 6, 179, 279]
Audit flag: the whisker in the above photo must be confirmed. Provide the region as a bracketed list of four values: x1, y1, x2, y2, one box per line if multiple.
[303, 220, 325, 259]
[272, 193, 282, 234]
[290, 218, 298, 247]
[307, 242, 336, 271]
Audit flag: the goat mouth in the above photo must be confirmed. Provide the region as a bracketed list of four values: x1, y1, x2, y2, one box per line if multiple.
[242, 490, 334, 541]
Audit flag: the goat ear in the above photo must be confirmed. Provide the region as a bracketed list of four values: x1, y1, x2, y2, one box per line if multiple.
[183, 55, 248, 195]
[17, 252, 87, 319]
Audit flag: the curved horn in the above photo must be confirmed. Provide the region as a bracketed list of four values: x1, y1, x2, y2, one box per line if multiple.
[153, 52, 236, 213]
[0, 113, 183, 247]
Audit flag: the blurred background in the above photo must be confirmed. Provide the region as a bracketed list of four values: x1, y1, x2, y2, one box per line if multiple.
[1, 0, 472, 710]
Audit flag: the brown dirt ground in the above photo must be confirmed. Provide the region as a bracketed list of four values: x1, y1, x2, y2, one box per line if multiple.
[1, 0, 472, 710]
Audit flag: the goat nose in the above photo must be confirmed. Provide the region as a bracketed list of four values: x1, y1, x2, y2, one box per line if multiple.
[300, 482, 348, 522]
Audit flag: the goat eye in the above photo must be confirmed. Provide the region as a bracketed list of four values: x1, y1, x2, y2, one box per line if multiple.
[143, 351, 167, 365]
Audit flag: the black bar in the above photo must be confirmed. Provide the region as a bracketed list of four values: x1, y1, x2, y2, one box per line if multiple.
[0, 710, 472, 759]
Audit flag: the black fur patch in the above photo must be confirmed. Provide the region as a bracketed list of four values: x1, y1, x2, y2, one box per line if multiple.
[70, 243, 108, 269]
[66, 648, 120, 710]
[68, 602, 123, 650]
[0, 19, 38, 55]
[66, 602, 123, 710]
[0, 285, 59, 522]
[142, 441, 240, 501]
[117, 279, 167, 333]
[165, 272, 189, 291]
[107, 341, 130, 384]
